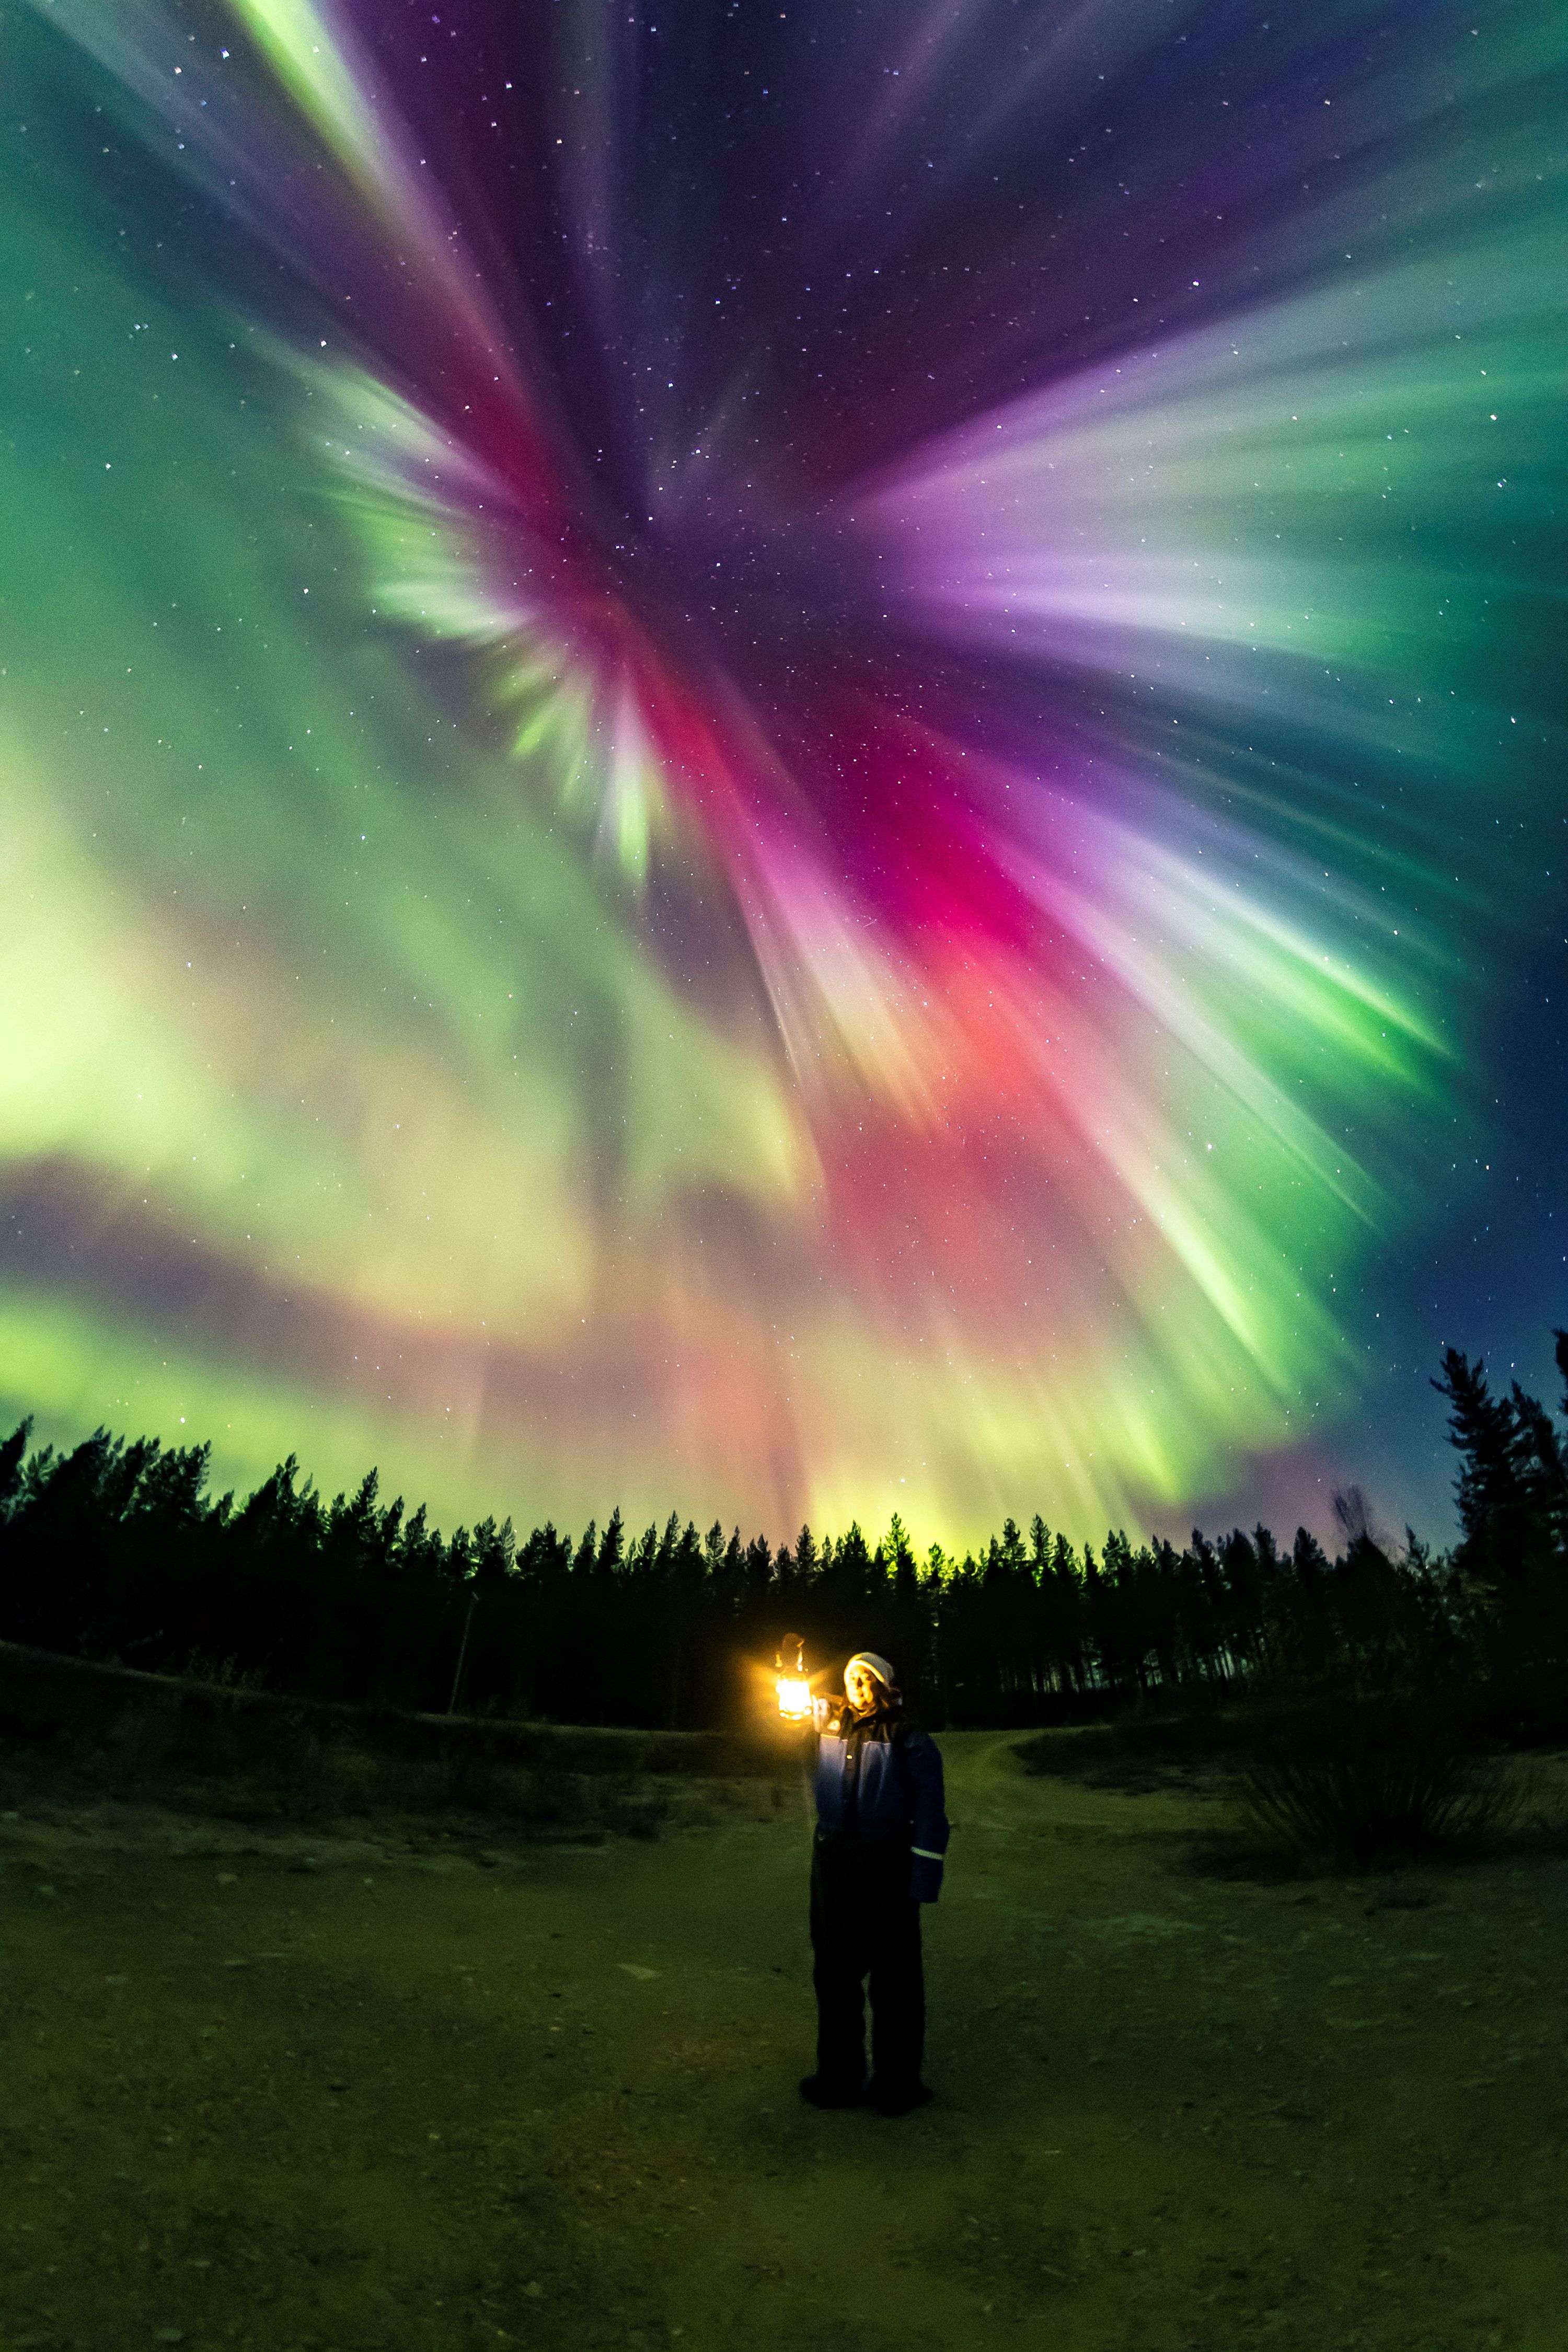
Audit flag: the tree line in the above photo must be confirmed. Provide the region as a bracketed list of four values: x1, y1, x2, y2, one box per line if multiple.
[1, 1335, 1564, 1730]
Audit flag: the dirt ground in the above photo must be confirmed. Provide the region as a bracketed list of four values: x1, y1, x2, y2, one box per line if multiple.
[2, 1732, 1565, 2352]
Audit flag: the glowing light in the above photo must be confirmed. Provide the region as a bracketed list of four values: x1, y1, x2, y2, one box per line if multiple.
[775, 1633, 812, 1722]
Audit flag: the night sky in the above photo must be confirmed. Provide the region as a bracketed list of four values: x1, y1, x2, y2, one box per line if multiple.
[2, 0, 1563, 1552]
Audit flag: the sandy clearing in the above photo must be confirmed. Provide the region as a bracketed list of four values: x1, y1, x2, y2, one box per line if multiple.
[2, 1733, 1565, 2351]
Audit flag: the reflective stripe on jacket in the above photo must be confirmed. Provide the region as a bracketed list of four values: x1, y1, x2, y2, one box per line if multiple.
[810, 1701, 950, 1903]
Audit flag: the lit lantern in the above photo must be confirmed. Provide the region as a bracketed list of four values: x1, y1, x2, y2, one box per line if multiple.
[775, 1632, 812, 1723]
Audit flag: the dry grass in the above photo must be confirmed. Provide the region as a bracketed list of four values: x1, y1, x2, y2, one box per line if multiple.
[0, 1638, 791, 1843]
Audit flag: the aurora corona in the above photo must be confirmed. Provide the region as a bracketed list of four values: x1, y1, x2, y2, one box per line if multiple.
[1, 1, 1561, 1541]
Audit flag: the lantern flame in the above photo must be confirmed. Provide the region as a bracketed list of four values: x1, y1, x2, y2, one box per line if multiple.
[774, 1631, 812, 1722]
[775, 1675, 812, 1721]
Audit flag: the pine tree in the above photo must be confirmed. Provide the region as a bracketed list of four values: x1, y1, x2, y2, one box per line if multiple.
[1433, 1350, 1539, 1586]
[0, 1417, 31, 1513]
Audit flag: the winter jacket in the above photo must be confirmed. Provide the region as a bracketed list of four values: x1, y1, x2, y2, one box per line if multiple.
[810, 1700, 949, 1903]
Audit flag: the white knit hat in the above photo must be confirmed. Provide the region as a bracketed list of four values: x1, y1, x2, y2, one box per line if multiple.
[846, 1651, 896, 1690]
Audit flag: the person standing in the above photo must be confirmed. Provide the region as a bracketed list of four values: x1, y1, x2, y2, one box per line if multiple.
[799, 1650, 949, 2117]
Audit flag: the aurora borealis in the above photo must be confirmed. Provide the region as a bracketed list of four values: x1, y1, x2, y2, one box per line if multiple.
[2, 1, 1563, 1547]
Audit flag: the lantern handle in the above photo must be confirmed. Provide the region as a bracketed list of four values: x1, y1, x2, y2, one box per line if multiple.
[776, 1630, 806, 1674]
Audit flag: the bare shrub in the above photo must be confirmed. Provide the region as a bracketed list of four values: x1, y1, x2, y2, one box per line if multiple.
[1237, 1689, 1519, 1870]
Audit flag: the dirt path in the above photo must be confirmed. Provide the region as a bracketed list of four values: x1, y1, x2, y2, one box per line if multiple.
[2, 1733, 1565, 2351]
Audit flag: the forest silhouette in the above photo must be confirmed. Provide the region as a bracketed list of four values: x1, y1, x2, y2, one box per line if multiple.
[2, 1338, 1565, 1732]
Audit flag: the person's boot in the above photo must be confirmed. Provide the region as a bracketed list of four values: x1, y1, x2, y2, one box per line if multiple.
[867, 2079, 934, 2117]
[798, 2073, 864, 2109]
